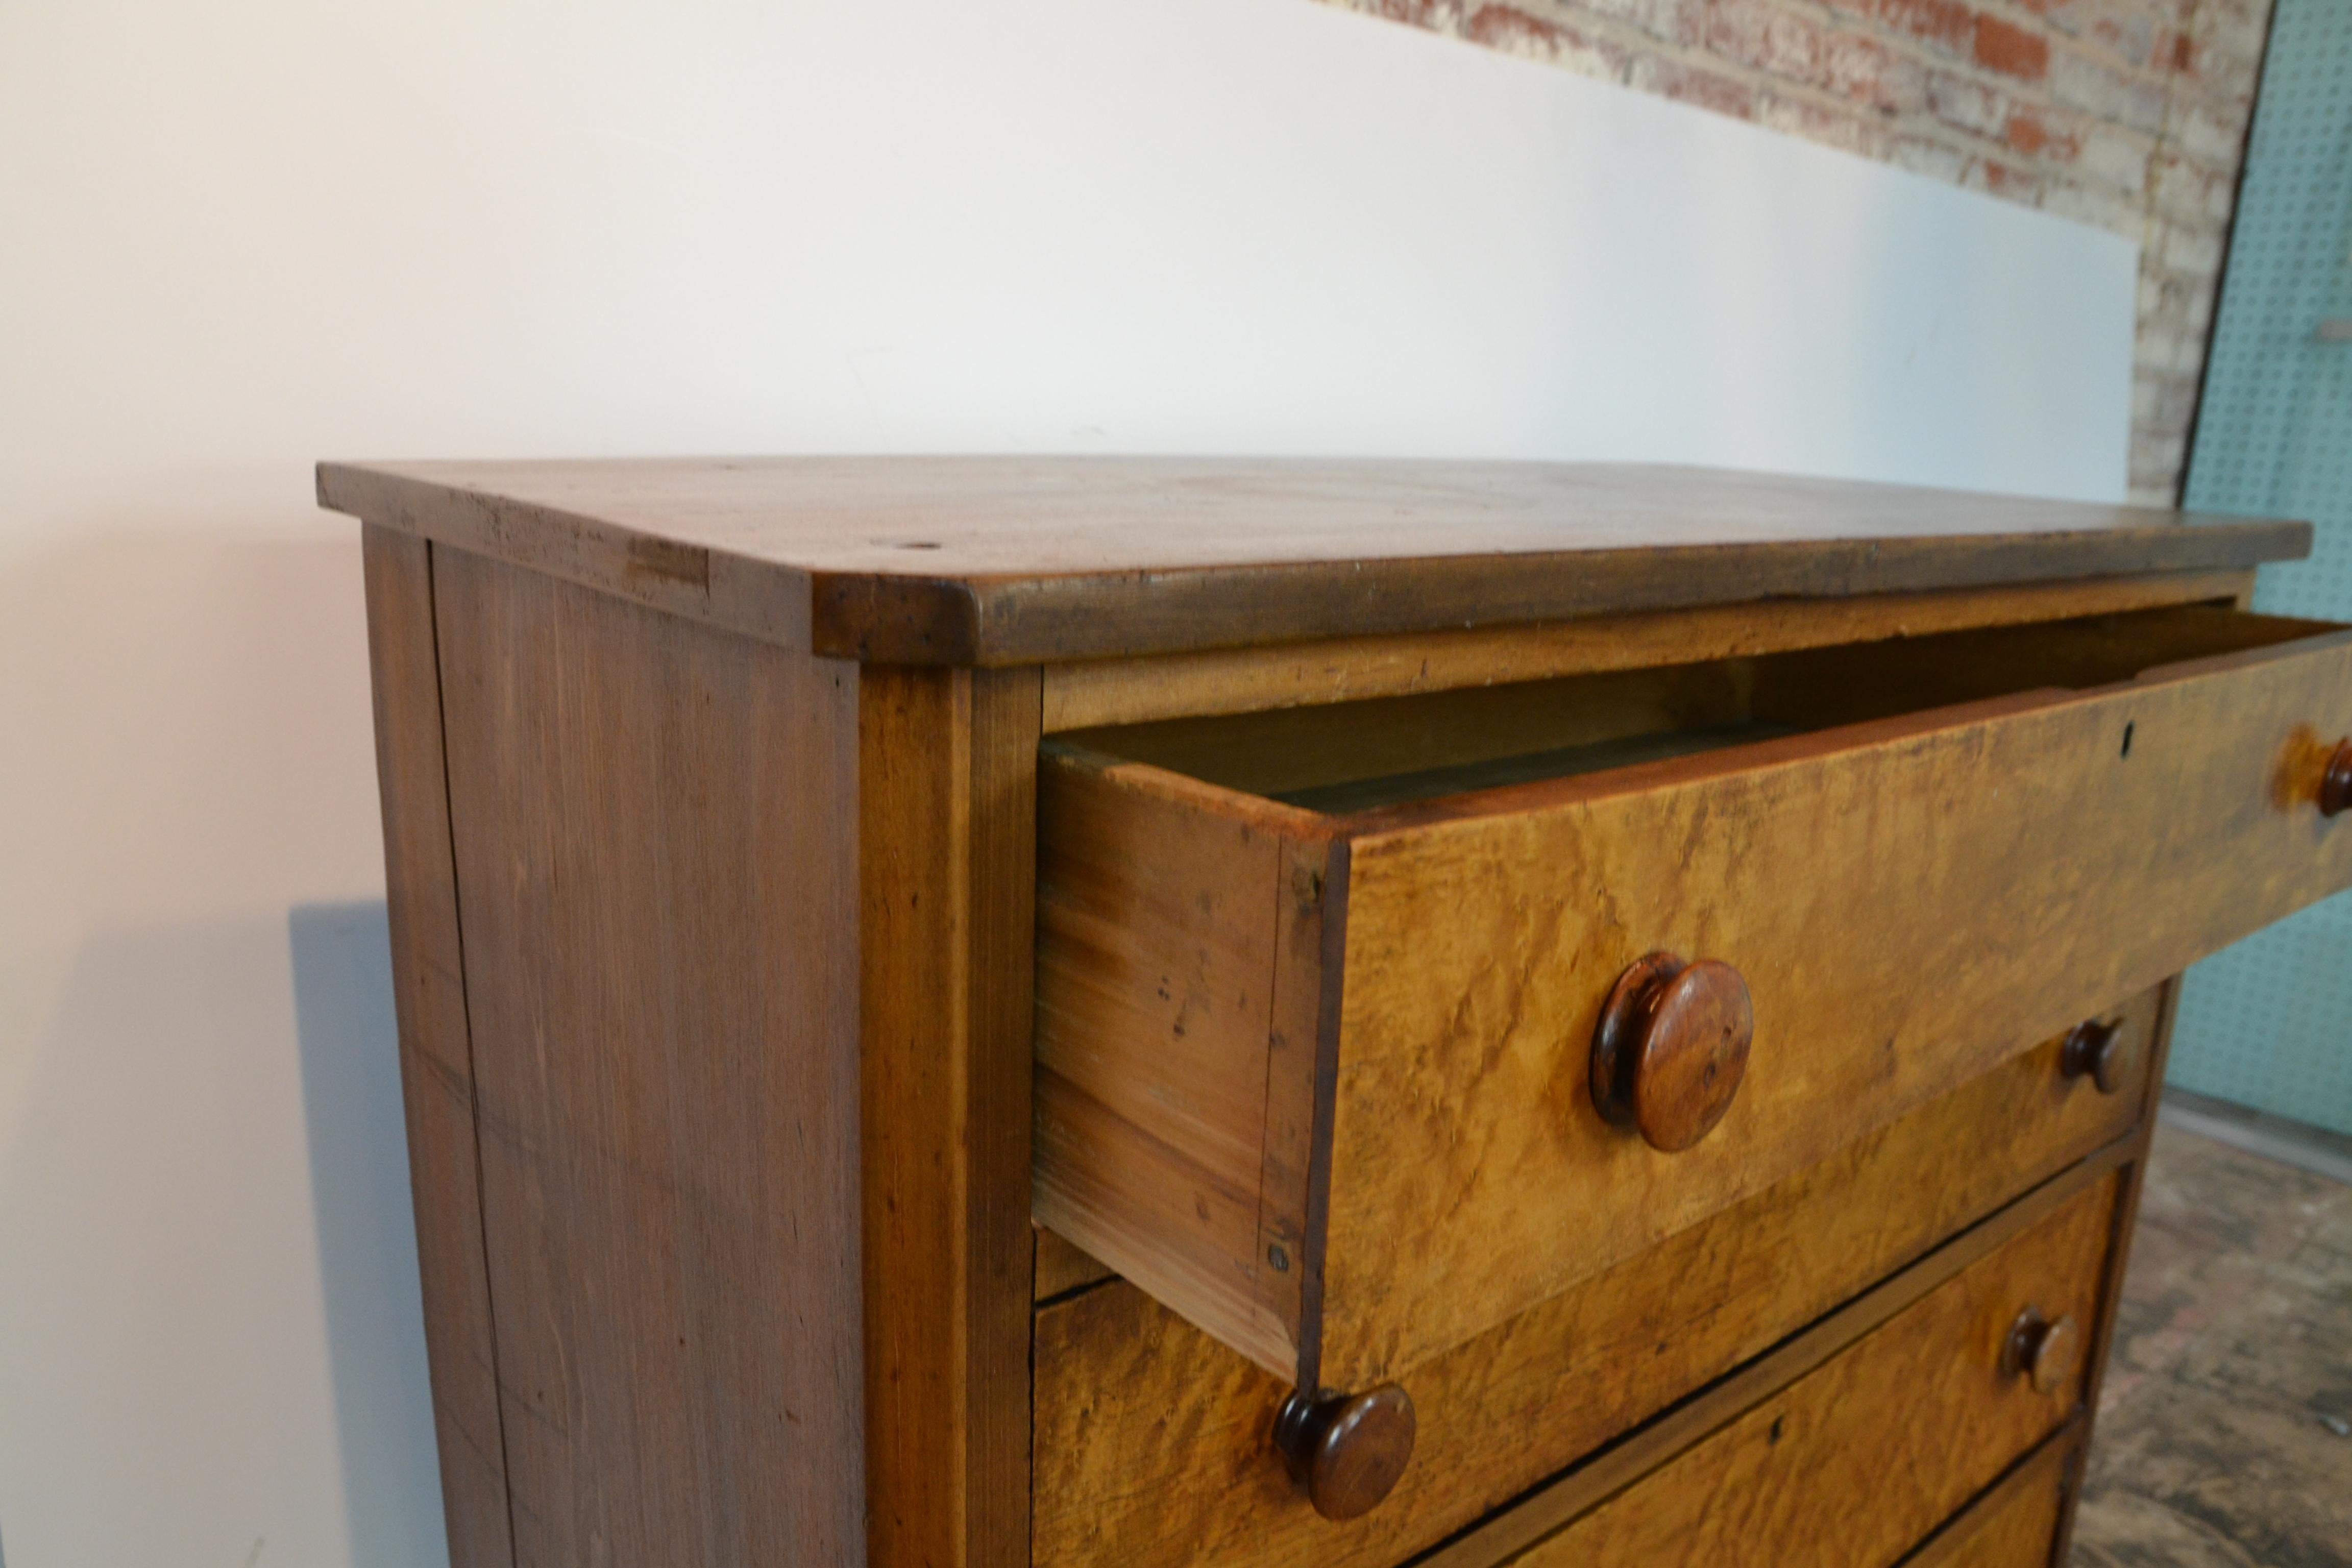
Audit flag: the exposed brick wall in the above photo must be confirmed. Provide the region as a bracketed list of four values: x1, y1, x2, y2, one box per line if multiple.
[1328, 0, 2275, 504]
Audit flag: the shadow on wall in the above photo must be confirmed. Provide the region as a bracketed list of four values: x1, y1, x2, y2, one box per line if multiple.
[0, 528, 445, 1566]
[0, 910, 445, 1568]
[289, 900, 446, 1568]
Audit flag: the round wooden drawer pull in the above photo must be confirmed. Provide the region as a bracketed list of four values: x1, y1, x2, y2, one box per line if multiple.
[2322, 739, 2352, 818]
[1591, 952, 1754, 1153]
[2002, 1309, 2082, 1395]
[1274, 1385, 1416, 1521]
[2060, 1018, 2128, 1094]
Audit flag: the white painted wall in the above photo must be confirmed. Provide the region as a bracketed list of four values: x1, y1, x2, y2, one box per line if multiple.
[0, 0, 2135, 1562]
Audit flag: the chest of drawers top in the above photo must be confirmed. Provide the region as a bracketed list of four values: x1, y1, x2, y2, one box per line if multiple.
[317, 457, 2308, 665]
[323, 456, 2328, 1568]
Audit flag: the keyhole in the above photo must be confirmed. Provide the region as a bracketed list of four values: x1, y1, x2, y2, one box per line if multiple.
[2120, 721, 2135, 758]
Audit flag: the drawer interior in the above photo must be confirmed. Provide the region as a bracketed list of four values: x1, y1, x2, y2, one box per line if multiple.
[1055, 605, 2334, 814]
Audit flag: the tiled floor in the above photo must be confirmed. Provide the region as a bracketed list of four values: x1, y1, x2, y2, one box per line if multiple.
[2071, 1122, 2352, 1566]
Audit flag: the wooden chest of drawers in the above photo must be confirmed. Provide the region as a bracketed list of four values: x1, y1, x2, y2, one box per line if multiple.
[323, 457, 2346, 1568]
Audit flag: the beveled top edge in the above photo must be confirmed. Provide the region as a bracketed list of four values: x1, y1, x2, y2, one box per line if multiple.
[317, 456, 2311, 665]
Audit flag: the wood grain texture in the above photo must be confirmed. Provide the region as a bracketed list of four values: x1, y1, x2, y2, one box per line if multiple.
[1040, 610, 2352, 1387]
[1032, 750, 1328, 1376]
[1032, 1000, 2157, 1568]
[1744, 605, 2346, 730]
[430, 547, 866, 1565]
[1034, 1227, 1115, 1301]
[1321, 624, 2352, 1387]
[359, 527, 516, 1568]
[1504, 1173, 2117, 1568]
[1894, 1425, 2077, 1568]
[1409, 1156, 2126, 1568]
[1062, 660, 1752, 802]
[859, 665, 1039, 1568]
[315, 458, 2310, 665]
[1588, 952, 1755, 1153]
[1040, 570, 2255, 730]
[2046, 976, 2180, 1568]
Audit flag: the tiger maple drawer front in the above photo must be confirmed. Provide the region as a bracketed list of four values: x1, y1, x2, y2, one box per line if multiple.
[1032, 1001, 2153, 1568]
[1502, 1171, 2117, 1568]
[1904, 1432, 2080, 1568]
[1034, 605, 2352, 1405]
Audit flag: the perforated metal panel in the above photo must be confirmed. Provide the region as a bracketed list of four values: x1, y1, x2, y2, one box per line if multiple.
[2171, 0, 2352, 1136]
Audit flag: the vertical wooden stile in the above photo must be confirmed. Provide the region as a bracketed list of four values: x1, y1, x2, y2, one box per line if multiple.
[2046, 973, 2182, 1568]
[860, 666, 1042, 1568]
[359, 527, 519, 1568]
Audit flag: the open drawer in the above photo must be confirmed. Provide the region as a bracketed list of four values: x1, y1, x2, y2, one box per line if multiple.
[1032, 606, 2352, 1405]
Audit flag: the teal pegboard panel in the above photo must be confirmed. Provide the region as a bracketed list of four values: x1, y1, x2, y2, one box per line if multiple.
[2174, 0, 2352, 1138]
[2172, 899, 2352, 1120]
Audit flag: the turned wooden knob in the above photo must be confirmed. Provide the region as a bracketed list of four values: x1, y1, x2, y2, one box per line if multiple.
[1591, 952, 1754, 1152]
[2002, 1309, 2081, 1396]
[1273, 1385, 1416, 1521]
[2323, 739, 2352, 818]
[2060, 1018, 2128, 1095]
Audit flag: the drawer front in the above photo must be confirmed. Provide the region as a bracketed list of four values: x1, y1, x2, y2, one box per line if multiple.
[1326, 628, 2352, 1388]
[1033, 1002, 2152, 1568]
[1502, 1170, 2116, 1568]
[1905, 1432, 2078, 1568]
[1036, 612, 2352, 1395]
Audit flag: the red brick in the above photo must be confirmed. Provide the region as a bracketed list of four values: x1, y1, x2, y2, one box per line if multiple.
[1355, 0, 1465, 29]
[1464, 2, 1628, 70]
[1894, 133, 1974, 181]
[1926, 68, 2008, 138]
[1867, 0, 1978, 54]
[1758, 90, 1900, 156]
[1650, 0, 1711, 47]
[2076, 120, 2155, 192]
[2049, 46, 2169, 132]
[1705, 0, 1824, 80]
[1975, 13, 2052, 78]
[2039, 172, 2144, 234]
[1628, 54, 1760, 118]
[1819, 28, 1921, 113]
[1576, 0, 1705, 45]
[2149, 149, 2236, 225]
[2082, 5, 2158, 63]
[2174, 92, 2249, 164]
[2004, 106, 2082, 159]
[2019, 0, 2165, 55]
[1973, 156, 2047, 200]
[2009, 0, 2087, 36]
[2191, 3, 2268, 71]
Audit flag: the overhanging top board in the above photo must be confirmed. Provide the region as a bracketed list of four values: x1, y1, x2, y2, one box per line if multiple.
[316, 457, 2311, 666]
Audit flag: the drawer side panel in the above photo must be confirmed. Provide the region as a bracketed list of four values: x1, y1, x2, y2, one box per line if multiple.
[1033, 750, 1329, 1376]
